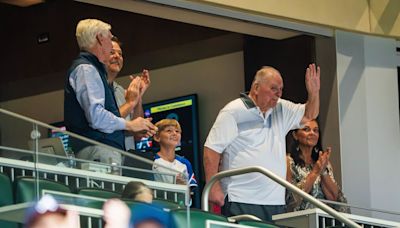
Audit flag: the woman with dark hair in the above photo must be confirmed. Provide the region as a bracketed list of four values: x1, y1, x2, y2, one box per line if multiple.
[286, 119, 349, 212]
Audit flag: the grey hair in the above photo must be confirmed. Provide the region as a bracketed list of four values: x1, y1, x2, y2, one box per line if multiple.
[76, 19, 111, 50]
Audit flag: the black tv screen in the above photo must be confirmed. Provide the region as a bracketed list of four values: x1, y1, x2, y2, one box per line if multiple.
[136, 94, 201, 206]
[137, 94, 199, 167]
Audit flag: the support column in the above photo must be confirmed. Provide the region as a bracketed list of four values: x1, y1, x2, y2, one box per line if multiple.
[336, 30, 400, 221]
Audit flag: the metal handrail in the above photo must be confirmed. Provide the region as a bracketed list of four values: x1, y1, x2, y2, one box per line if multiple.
[0, 156, 186, 193]
[227, 214, 262, 223]
[319, 199, 400, 216]
[0, 108, 150, 163]
[0, 108, 186, 177]
[201, 166, 362, 228]
[0, 145, 176, 178]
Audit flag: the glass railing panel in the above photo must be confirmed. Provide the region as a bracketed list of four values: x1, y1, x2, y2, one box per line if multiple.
[0, 108, 193, 226]
[283, 190, 400, 227]
[207, 220, 255, 228]
[319, 199, 400, 225]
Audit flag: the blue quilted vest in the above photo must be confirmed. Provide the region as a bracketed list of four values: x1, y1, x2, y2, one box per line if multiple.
[64, 51, 125, 152]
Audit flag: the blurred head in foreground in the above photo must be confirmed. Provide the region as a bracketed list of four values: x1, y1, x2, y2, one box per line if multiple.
[24, 195, 79, 228]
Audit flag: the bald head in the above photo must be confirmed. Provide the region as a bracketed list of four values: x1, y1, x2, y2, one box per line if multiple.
[249, 66, 283, 112]
[252, 66, 282, 86]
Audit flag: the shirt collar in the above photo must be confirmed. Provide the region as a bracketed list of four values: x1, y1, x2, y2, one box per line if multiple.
[240, 92, 256, 109]
[240, 92, 275, 119]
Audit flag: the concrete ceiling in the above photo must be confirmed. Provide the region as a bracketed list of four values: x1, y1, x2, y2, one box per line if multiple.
[0, 0, 300, 102]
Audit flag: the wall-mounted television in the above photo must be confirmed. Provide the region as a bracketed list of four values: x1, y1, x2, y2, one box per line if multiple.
[136, 94, 201, 206]
[137, 94, 200, 169]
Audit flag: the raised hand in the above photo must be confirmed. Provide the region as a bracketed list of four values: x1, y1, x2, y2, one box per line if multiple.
[305, 63, 320, 96]
[129, 69, 151, 97]
[313, 153, 324, 174]
[314, 147, 331, 175]
[125, 76, 141, 107]
[139, 69, 151, 96]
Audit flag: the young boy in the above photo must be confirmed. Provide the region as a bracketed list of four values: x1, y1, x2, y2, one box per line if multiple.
[152, 119, 197, 188]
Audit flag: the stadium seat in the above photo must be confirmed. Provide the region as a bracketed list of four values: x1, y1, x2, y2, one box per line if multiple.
[0, 173, 17, 228]
[77, 188, 120, 199]
[0, 173, 13, 206]
[14, 176, 71, 203]
[238, 220, 281, 228]
[76, 188, 120, 209]
[171, 208, 228, 228]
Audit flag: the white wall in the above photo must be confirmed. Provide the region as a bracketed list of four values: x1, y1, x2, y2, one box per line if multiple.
[336, 30, 400, 221]
[0, 51, 244, 160]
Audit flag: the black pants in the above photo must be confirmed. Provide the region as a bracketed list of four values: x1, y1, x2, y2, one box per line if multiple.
[222, 197, 286, 222]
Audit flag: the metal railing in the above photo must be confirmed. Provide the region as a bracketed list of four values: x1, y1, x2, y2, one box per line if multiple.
[0, 156, 187, 202]
[0, 107, 195, 227]
[202, 166, 362, 228]
[0, 108, 190, 204]
[0, 108, 187, 179]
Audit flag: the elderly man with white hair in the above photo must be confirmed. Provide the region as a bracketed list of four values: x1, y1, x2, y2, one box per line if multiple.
[64, 19, 157, 167]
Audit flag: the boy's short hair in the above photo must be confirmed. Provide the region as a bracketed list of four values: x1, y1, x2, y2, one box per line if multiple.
[155, 119, 182, 133]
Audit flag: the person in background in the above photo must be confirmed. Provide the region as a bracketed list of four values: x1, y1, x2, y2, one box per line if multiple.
[130, 203, 171, 228]
[103, 198, 171, 228]
[64, 19, 157, 167]
[121, 181, 153, 203]
[286, 119, 349, 212]
[204, 64, 320, 222]
[103, 198, 131, 228]
[106, 36, 151, 151]
[152, 119, 197, 188]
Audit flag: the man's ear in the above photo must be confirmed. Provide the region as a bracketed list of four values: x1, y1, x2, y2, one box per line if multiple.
[96, 34, 102, 46]
[253, 82, 260, 94]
